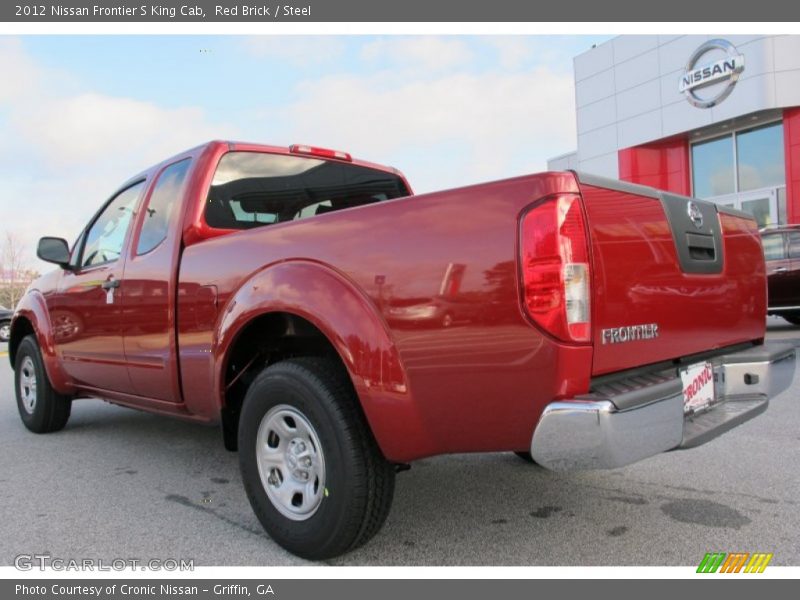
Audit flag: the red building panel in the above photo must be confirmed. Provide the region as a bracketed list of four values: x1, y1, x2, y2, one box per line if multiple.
[783, 107, 800, 224]
[620, 111, 800, 224]
[618, 136, 691, 196]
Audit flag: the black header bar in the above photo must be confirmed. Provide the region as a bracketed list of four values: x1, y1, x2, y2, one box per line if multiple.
[2, 0, 800, 22]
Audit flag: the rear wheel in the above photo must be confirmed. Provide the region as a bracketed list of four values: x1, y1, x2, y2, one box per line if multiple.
[238, 357, 395, 560]
[14, 335, 72, 433]
[782, 313, 800, 326]
[0, 320, 10, 342]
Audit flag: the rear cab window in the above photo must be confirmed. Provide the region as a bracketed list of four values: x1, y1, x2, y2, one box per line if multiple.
[204, 151, 410, 231]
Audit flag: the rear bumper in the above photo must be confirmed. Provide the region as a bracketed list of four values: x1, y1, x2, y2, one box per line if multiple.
[530, 343, 796, 471]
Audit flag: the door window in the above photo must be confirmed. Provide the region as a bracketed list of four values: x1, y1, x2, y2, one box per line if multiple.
[81, 181, 145, 268]
[137, 159, 191, 255]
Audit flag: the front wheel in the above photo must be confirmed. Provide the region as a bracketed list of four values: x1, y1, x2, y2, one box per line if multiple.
[238, 357, 395, 560]
[0, 320, 10, 342]
[14, 335, 72, 433]
[513, 450, 542, 466]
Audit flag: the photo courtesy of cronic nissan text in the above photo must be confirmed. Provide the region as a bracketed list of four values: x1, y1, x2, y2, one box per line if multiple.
[0, 14, 799, 586]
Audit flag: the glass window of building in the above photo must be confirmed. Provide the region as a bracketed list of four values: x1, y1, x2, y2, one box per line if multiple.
[740, 197, 771, 228]
[761, 233, 786, 261]
[690, 120, 787, 226]
[736, 122, 785, 192]
[788, 232, 800, 259]
[691, 135, 735, 198]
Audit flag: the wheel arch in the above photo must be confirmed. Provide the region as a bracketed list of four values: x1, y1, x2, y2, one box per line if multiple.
[214, 260, 433, 461]
[9, 292, 75, 395]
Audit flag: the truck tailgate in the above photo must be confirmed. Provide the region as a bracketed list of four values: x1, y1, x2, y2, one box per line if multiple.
[576, 173, 766, 376]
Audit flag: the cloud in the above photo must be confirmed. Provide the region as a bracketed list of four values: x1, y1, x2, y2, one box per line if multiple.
[482, 36, 589, 72]
[1, 35, 583, 273]
[12, 93, 231, 173]
[484, 37, 542, 71]
[0, 38, 42, 103]
[269, 65, 577, 192]
[241, 36, 346, 66]
[360, 37, 474, 73]
[1, 40, 236, 174]
[0, 38, 239, 271]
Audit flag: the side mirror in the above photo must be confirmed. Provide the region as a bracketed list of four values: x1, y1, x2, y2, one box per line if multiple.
[37, 237, 71, 268]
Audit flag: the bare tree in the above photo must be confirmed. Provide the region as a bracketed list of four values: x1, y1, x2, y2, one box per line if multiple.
[1, 231, 29, 308]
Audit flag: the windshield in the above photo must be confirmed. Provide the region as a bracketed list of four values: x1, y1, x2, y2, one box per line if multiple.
[205, 151, 410, 230]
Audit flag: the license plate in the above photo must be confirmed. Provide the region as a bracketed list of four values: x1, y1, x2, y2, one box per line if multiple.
[681, 362, 716, 414]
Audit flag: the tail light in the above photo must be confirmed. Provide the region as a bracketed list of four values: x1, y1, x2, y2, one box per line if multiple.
[289, 144, 352, 162]
[520, 194, 591, 343]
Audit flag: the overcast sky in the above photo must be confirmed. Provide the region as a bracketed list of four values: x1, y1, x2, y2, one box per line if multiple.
[0, 34, 610, 273]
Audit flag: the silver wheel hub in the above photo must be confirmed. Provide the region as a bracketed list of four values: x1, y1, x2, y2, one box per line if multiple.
[256, 405, 326, 521]
[19, 356, 37, 414]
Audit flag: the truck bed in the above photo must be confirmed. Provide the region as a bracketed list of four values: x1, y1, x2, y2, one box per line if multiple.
[177, 170, 767, 461]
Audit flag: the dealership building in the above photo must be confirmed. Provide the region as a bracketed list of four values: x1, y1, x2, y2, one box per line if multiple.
[548, 35, 800, 227]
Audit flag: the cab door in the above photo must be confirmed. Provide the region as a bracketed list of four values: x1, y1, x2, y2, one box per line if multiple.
[49, 181, 146, 392]
[119, 159, 192, 403]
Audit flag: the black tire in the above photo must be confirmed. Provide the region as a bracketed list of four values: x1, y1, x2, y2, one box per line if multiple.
[238, 356, 395, 560]
[782, 313, 800, 326]
[14, 335, 72, 433]
[514, 450, 542, 466]
[0, 320, 10, 342]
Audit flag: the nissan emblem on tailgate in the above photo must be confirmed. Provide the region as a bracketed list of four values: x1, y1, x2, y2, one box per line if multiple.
[688, 201, 704, 229]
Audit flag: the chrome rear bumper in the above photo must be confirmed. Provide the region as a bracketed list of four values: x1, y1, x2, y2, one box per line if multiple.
[530, 343, 795, 471]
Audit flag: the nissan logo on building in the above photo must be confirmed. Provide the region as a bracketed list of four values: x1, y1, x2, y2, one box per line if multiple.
[679, 39, 745, 108]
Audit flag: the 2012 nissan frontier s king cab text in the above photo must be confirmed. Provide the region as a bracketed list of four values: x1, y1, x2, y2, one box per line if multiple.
[9, 140, 795, 559]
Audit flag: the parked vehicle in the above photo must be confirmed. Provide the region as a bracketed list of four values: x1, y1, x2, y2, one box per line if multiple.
[760, 225, 800, 325]
[0, 305, 12, 342]
[8, 141, 795, 559]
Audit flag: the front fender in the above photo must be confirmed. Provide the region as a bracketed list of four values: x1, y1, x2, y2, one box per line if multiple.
[215, 260, 434, 462]
[10, 291, 76, 395]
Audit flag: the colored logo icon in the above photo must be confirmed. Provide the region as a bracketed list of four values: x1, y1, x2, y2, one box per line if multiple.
[697, 552, 773, 573]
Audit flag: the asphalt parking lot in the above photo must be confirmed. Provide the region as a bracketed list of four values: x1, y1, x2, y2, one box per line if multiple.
[1, 319, 798, 567]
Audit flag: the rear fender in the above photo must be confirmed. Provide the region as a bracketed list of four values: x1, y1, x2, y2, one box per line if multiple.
[215, 260, 433, 462]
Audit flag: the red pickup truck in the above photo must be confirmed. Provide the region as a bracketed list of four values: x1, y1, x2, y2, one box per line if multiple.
[9, 140, 795, 559]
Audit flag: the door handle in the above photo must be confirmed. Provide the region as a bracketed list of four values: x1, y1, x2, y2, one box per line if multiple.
[774, 267, 788, 273]
[101, 279, 121, 290]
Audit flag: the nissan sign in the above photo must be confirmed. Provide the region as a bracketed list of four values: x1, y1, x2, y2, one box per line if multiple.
[679, 39, 745, 108]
